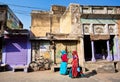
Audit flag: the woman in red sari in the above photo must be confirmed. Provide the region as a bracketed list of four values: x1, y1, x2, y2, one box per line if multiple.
[71, 50, 79, 78]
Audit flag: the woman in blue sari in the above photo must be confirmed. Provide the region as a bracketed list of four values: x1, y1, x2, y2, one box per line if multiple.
[59, 50, 68, 75]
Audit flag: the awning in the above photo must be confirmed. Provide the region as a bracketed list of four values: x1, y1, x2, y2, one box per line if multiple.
[80, 18, 117, 24]
[4, 29, 29, 35]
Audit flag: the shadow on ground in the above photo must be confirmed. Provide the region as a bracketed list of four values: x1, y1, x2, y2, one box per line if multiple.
[84, 70, 97, 78]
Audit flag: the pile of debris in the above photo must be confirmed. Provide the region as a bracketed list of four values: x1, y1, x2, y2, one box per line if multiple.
[29, 56, 53, 71]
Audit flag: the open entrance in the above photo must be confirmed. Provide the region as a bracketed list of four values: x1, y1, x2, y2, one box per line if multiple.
[94, 40, 107, 59]
[0, 21, 3, 61]
[84, 35, 92, 61]
[0, 37, 3, 62]
[84, 35, 115, 61]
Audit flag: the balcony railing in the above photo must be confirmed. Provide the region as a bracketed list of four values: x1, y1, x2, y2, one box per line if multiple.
[80, 6, 120, 15]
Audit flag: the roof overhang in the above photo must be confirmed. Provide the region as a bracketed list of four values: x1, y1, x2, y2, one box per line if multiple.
[30, 33, 83, 41]
[4, 29, 29, 36]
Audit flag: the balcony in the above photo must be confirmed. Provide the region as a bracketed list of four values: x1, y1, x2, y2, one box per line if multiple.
[80, 6, 120, 15]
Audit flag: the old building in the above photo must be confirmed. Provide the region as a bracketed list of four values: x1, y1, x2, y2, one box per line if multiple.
[0, 5, 21, 61]
[31, 3, 120, 72]
[0, 5, 31, 72]
[30, 5, 81, 71]
[60, 3, 120, 72]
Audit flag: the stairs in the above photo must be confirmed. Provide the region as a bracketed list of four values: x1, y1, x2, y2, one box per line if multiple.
[84, 60, 120, 73]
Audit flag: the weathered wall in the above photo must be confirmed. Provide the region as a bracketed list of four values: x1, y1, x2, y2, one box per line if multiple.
[31, 5, 66, 37]
[51, 5, 66, 34]
[31, 41, 51, 61]
[60, 7, 71, 33]
[60, 4, 81, 34]
[55, 40, 77, 64]
[31, 12, 50, 37]
[51, 15, 60, 33]
[70, 4, 81, 35]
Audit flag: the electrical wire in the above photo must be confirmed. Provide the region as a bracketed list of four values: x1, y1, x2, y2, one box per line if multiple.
[13, 11, 30, 16]
[0, 2, 49, 10]
[0, 2, 76, 17]
[0, 2, 50, 16]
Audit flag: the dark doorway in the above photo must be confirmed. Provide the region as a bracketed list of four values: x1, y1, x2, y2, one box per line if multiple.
[94, 40, 107, 59]
[0, 37, 3, 61]
[0, 21, 2, 30]
[84, 35, 92, 61]
[84, 35, 115, 61]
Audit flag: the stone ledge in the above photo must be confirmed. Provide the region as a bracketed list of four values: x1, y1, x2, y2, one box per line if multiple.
[12, 65, 28, 73]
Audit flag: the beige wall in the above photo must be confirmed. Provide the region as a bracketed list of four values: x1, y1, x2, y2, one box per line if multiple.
[70, 4, 81, 35]
[31, 5, 66, 37]
[51, 15, 60, 33]
[31, 12, 50, 37]
[60, 4, 81, 34]
[60, 8, 71, 33]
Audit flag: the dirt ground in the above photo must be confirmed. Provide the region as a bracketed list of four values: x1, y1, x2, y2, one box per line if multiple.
[0, 70, 120, 82]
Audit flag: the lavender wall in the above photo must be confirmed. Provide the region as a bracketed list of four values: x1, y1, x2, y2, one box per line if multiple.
[2, 35, 31, 69]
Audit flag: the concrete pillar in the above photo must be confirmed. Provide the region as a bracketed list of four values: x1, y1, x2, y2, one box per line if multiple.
[104, 7, 107, 14]
[78, 37, 86, 72]
[2, 44, 6, 64]
[50, 41, 55, 64]
[118, 39, 120, 61]
[106, 40, 111, 61]
[27, 40, 31, 66]
[91, 41, 96, 62]
[78, 38, 85, 66]
[51, 48, 55, 64]
[32, 50, 35, 61]
[89, 7, 92, 14]
[115, 35, 120, 60]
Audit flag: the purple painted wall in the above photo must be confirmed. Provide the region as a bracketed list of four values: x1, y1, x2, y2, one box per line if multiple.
[2, 35, 31, 70]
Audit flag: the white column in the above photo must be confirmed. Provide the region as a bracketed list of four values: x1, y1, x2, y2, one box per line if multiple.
[89, 7, 92, 14]
[2, 44, 6, 64]
[106, 40, 111, 61]
[51, 47, 55, 63]
[105, 24, 108, 34]
[90, 23, 93, 34]
[115, 35, 120, 61]
[91, 41, 96, 62]
[104, 7, 107, 14]
[78, 38, 85, 66]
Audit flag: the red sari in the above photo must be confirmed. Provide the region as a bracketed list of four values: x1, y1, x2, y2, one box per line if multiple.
[71, 51, 79, 78]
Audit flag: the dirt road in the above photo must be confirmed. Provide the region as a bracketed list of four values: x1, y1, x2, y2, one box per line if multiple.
[0, 70, 120, 82]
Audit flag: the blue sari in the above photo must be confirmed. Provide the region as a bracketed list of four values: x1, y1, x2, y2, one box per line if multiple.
[59, 62, 68, 75]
